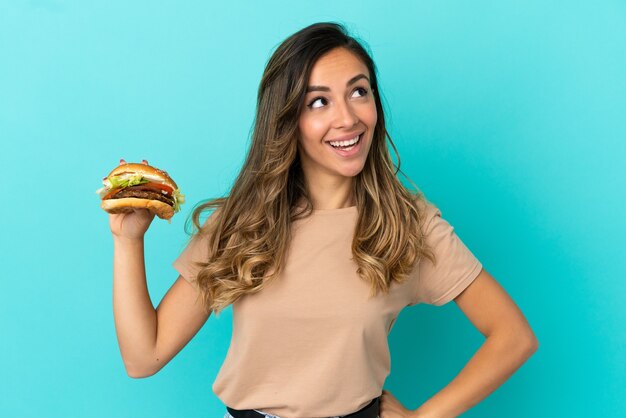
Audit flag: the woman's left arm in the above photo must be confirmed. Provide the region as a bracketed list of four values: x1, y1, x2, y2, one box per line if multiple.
[381, 268, 539, 418]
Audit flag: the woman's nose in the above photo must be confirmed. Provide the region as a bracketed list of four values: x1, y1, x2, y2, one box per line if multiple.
[333, 100, 359, 128]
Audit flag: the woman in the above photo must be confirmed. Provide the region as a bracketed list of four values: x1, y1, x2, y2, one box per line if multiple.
[109, 22, 538, 418]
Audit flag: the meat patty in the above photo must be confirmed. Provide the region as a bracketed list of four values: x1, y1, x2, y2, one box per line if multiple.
[112, 189, 174, 206]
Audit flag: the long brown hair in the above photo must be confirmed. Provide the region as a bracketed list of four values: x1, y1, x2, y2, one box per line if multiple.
[185, 22, 435, 317]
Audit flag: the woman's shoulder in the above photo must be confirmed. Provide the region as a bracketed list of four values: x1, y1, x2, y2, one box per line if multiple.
[415, 195, 440, 220]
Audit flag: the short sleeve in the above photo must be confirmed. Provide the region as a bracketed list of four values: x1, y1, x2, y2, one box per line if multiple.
[412, 203, 483, 306]
[172, 210, 220, 289]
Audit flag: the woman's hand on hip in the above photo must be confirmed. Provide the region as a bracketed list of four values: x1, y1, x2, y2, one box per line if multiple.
[380, 389, 433, 418]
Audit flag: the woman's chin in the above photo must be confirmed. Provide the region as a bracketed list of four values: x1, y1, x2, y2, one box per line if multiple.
[335, 164, 366, 179]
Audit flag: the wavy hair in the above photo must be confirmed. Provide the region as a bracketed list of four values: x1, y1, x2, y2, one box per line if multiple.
[185, 22, 436, 317]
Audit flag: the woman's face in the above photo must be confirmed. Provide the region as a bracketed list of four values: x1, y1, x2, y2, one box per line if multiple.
[297, 47, 377, 185]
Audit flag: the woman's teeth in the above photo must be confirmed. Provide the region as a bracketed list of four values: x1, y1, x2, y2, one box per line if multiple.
[329, 134, 360, 149]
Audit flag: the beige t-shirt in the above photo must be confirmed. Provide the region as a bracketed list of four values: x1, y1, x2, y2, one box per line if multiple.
[172, 201, 483, 418]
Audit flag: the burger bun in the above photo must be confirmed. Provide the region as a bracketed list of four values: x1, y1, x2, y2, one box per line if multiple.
[106, 163, 178, 190]
[101, 197, 174, 220]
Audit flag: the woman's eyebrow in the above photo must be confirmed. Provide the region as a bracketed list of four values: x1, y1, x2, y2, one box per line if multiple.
[306, 73, 370, 93]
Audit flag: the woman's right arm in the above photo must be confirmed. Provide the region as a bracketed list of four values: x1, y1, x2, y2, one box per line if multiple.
[110, 209, 210, 378]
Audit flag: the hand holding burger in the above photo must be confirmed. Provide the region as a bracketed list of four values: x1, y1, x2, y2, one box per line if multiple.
[97, 159, 185, 222]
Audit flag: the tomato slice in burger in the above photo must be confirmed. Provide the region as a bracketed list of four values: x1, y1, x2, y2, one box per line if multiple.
[103, 188, 121, 200]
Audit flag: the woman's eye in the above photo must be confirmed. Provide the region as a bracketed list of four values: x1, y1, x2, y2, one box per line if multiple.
[353, 87, 368, 97]
[306, 87, 368, 109]
[308, 97, 326, 109]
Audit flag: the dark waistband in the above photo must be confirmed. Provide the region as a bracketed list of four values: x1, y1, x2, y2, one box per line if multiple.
[226, 395, 380, 418]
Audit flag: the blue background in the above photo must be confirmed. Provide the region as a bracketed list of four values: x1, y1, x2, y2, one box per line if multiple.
[1, 1, 624, 417]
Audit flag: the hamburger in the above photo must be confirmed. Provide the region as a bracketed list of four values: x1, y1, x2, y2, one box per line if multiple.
[97, 159, 185, 221]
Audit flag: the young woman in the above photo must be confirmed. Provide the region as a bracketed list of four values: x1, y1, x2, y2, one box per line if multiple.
[109, 22, 538, 418]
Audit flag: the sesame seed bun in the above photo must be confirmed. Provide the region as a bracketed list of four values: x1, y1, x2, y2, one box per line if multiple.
[106, 163, 178, 190]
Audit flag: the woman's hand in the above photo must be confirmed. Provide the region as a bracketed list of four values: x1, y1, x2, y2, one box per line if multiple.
[109, 209, 155, 240]
[379, 389, 421, 418]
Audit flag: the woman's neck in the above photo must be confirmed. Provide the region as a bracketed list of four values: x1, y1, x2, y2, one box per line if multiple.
[296, 195, 355, 211]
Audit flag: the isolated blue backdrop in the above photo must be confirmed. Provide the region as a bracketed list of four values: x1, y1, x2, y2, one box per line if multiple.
[1, 1, 624, 417]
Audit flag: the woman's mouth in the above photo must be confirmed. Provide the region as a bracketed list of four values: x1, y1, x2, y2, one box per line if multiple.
[326, 133, 363, 157]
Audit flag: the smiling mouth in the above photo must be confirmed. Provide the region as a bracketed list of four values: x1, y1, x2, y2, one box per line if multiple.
[327, 133, 363, 150]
